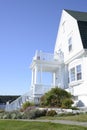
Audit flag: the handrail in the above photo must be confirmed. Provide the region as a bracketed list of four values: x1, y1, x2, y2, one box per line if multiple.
[33, 50, 64, 63]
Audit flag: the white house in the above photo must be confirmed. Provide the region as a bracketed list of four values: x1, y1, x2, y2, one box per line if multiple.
[6, 9, 87, 111]
[30, 9, 87, 107]
[54, 9, 87, 107]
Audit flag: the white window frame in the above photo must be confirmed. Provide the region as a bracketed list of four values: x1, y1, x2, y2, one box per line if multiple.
[76, 65, 82, 80]
[68, 37, 72, 52]
[69, 64, 82, 83]
[70, 67, 75, 82]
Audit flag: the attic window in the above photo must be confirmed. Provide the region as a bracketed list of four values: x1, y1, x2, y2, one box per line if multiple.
[68, 37, 72, 52]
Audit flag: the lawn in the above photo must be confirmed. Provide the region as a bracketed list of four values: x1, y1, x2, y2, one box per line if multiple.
[0, 120, 87, 130]
[38, 113, 87, 122]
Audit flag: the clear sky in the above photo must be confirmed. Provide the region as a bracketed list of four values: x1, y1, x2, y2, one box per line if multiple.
[0, 0, 87, 95]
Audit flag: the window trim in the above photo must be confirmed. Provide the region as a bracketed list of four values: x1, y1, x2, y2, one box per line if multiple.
[76, 65, 82, 80]
[69, 64, 82, 83]
[68, 37, 72, 52]
[70, 67, 75, 82]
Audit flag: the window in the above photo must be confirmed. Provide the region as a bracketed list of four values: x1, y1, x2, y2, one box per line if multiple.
[68, 37, 72, 52]
[69, 64, 82, 83]
[76, 65, 82, 80]
[70, 67, 75, 82]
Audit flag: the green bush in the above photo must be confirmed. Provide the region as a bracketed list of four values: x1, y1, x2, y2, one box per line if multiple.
[0, 109, 4, 113]
[22, 109, 47, 119]
[22, 101, 34, 111]
[1, 112, 11, 119]
[62, 98, 73, 109]
[40, 87, 72, 107]
[0, 108, 46, 119]
[0, 111, 23, 119]
[46, 110, 57, 116]
[70, 106, 79, 110]
[10, 111, 23, 119]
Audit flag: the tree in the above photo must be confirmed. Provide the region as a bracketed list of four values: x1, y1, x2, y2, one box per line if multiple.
[40, 87, 73, 108]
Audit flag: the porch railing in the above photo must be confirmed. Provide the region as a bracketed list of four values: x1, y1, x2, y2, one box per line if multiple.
[33, 50, 64, 63]
[5, 92, 31, 111]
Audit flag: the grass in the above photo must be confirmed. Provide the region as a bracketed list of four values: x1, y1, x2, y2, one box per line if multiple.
[0, 120, 87, 130]
[38, 113, 87, 122]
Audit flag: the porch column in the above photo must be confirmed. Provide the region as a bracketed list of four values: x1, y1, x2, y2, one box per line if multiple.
[34, 66, 38, 84]
[40, 66, 42, 84]
[52, 72, 56, 86]
[31, 68, 34, 85]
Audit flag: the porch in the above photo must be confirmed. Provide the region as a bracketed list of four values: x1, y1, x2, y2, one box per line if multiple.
[30, 50, 64, 103]
[30, 50, 64, 85]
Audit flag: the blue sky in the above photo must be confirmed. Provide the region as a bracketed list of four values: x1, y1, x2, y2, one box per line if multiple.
[0, 0, 87, 95]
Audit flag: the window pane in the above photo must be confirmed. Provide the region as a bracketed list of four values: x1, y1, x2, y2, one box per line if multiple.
[70, 67, 75, 81]
[76, 65, 82, 80]
[77, 73, 82, 80]
[76, 65, 81, 73]
[68, 37, 72, 52]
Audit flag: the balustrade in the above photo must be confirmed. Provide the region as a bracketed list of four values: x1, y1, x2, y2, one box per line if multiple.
[33, 50, 64, 63]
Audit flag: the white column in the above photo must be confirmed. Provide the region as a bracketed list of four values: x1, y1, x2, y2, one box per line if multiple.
[57, 66, 61, 87]
[34, 66, 38, 84]
[52, 72, 56, 86]
[31, 68, 34, 85]
[40, 66, 42, 84]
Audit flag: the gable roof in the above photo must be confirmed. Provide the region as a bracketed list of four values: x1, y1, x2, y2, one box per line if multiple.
[65, 9, 87, 48]
[78, 21, 87, 48]
[65, 9, 87, 21]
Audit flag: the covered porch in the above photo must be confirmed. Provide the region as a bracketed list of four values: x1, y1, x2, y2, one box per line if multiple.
[30, 50, 64, 103]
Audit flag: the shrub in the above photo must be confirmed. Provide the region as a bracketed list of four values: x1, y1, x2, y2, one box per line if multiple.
[24, 106, 36, 112]
[0, 109, 4, 113]
[62, 98, 73, 109]
[70, 106, 79, 110]
[2, 112, 11, 119]
[10, 111, 23, 119]
[40, 87, 72, 107]
[22, 109, 47, 119]
[0, 111, 23, 119]
[22, 101, 34, 111]
[46, 110, 57, 116]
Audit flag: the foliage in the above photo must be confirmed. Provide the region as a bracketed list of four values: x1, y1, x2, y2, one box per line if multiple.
[22, 109, 47, 119]
[0, 109, 4, 113]
[0, 111, 23, 119]
[46, 110, 57, 116]
[62, 98, 73, 108]
[22, 101, 34, 111]
[40, 87, 72, 108]
[70, 106, 79, 110]
[0, 108, 46, 120]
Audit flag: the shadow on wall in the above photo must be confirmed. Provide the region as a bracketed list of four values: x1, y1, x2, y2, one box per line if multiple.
[76, 100, 85, 107]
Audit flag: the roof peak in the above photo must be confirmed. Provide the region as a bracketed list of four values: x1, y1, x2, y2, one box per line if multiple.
[64, 9, 87, 13]
[64, 9, 87, 21]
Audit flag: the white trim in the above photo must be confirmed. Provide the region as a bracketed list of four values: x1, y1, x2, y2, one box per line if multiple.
[65, 49, 84, 64]
[69, 79, 83, 87]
